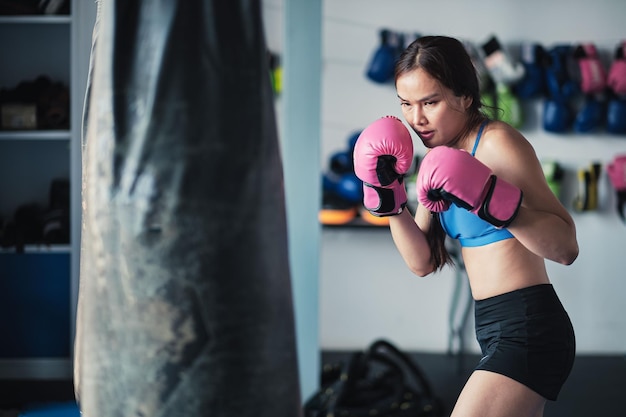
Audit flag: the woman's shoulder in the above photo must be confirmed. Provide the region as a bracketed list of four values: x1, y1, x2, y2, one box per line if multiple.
[481, 120, 534, 156]
[483, 120, 524, 139]
[477, 120, 539, 175]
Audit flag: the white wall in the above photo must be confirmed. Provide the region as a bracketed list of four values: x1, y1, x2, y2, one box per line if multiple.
[318, 0, 626, 355]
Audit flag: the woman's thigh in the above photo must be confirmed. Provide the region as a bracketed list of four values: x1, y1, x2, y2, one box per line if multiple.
[450, 370, 546, 417]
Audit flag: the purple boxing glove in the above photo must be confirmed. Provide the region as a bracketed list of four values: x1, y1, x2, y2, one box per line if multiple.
[353, 116, 414, 216]
[417, 146, 523, 228]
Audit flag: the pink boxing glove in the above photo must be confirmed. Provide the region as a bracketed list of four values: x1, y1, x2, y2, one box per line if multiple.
[574, 43, 607, 94]
[607, 154, 626, 222]
[417, 146, 523, 228]
[353, 116, 414, 216]
[607, 155, 626, 190]
[608, 42, 626, 95]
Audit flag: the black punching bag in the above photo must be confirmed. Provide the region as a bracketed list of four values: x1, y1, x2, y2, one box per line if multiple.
[75, 1, 302, 416]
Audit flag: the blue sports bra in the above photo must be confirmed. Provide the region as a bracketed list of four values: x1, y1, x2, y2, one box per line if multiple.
[439, 122, 515, 247]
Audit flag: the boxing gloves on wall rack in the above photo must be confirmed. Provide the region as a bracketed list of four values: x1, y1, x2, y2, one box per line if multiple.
[363, 33, 626, 135]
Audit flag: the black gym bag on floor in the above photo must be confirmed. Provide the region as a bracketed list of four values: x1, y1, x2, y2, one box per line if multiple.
[304, 339, 444, 417]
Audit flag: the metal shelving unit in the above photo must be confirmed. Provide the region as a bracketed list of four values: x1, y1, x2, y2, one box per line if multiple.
[0, 0, 93, 381]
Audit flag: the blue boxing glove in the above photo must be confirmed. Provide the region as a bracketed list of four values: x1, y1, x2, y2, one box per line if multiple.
[543, 45, 579, 133]
[515, 43, 549, 99]
[366, 29, 397, 84]
[575, 97, 606, 133]
[322, 172, 363, 204]
[607, 99, 626, 134]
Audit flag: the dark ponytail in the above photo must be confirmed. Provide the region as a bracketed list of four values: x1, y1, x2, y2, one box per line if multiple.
[427, 212, 453, 271]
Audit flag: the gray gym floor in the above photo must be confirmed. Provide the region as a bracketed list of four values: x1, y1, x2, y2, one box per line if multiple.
[320, 351, 626, 417]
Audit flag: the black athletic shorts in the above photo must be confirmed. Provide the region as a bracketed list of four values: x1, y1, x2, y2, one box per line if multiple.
[474, 284, 576, 401]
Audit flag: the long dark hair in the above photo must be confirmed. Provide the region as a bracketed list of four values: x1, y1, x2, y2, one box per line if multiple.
[395, 36, 489, 270]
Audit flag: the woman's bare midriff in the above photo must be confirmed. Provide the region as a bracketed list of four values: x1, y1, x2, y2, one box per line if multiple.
[462, 238, 551, 301]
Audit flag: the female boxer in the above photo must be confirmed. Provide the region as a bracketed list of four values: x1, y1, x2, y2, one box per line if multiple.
[353, 36, 578, 417]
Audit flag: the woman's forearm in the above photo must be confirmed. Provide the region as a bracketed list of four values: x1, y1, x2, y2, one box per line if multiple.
[389, 209, 435, 276]
[508, 206, 579, 265]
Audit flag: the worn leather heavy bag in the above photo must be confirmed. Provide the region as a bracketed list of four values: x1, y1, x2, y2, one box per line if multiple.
[75, 1, 301, 416]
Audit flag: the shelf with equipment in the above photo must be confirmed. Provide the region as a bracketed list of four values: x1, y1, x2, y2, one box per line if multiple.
[0, 0, 86, 380]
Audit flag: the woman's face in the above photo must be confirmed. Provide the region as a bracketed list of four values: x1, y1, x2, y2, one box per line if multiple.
[396, 68, 471, 148]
